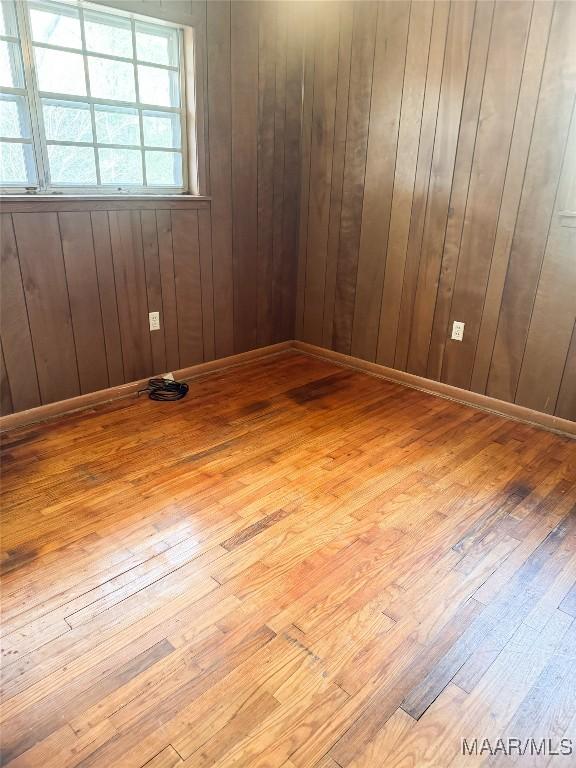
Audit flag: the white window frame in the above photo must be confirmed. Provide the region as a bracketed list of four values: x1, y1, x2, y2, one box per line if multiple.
[0, 0, 191, 195]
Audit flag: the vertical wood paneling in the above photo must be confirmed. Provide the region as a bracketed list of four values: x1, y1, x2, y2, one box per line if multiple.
[351, 0, 410, 362]
[109, 210, 153, 383]
[439, 0, 533, 389]
[0, 214, 41, 412]
[393, 1, 450, 371]
[256, 0, 277, 347]
[514, 214, 576, 413]
[1, 201, 218, 412]
[91, 211, 125, 387]
[470, 0, 554, 394]
[231, 0, 259, 353]
[156, 209, 180, 373]
[102, 0, 303, 355]
[141, 210, 167, 375]
[486, 0, 576, 403]
[171, 210, 204, 367]
[555, 321, 576, 422]
[294, 3, 316, 341]
[13, 212, 80, 404]
[302, 3, 340, 345]
[270, 1, 288, 345]
[332, 1, 378, 355]
[513, 112, 576, 413]
[206, 0, 234, 358]
[276, 1, 306, 343]
[3, 0, 574, 423]
[59, 212, 109, 395]
[201, 0, 303, 352]
[376, 0, 435, 367]
[0, 341, 12, 415]
[2, 0, 306, 417]
[427, 0, 495, 382]
[197, 206, 215, 361]
[406, 0, 475, 376]
[322, 2, 354, 350]
[298, 0, 576, 422]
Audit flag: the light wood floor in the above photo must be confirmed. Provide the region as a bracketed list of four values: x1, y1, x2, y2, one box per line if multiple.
[1, 351, 575, 768]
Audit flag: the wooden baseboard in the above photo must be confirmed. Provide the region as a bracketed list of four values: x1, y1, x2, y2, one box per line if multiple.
[293, 340, 576, 438]
[2, 339, 574, 437]
[0, 342, 293, 432]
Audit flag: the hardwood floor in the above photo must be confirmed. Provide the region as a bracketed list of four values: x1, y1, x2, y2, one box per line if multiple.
[1, 350, 575, 767]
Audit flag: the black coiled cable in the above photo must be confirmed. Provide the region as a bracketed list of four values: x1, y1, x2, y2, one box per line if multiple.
[138, 377, 189, 401]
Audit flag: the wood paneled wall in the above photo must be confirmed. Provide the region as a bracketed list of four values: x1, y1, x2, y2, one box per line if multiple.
[0, 0, 306, 416]
[2, 0, 575, 422]
[0, 200, 213, 413]
[205, 0, 304, 356]
[296, 0, 576, 421]
[96, 0, 306, 356]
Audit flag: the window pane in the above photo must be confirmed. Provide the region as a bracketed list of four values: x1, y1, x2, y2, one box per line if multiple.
[29, 3, 81, 49]
[145, 150, 182, 186]
[136, 23, 178, 66]
[138, 65, 179, 107]
[99, 147, 142, 185]
[0, 141, 36, 184]
[95, 105, 139, 146]
[4, 3, 186, 192]
[143, 111, 180, 148]
[0, 40, 24, 88]
[35, 48, 86, 95]
[88, 57, 135, 102]
[43, 99, 93, 142]
[0, 0, 17, 37]
[48, 144, 96, 184]
[0, 94, 30, 139]
[84, 11, 133, 58]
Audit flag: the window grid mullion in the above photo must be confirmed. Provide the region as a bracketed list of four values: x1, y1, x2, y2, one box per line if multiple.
[28, 39, 179, 72]
[35, 90, 182, 113]
[131, 17, 147, 186]
[78, 5, 100, 184]
[0, 85, 28, 96]
[0, 136, 34, 144]
[44, 139, 180, 152]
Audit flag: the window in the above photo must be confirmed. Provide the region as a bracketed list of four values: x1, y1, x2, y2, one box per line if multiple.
[0, 0, 189, 193]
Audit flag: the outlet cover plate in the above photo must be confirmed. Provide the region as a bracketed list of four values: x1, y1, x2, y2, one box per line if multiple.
[451, 321, 465, 342]
[149, 311, 160, 331]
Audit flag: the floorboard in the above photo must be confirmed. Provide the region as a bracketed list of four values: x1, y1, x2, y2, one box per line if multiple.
[1, 351, 575, 767]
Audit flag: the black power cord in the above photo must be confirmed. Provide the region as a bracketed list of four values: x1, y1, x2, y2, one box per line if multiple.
[138, 377, 189, 401]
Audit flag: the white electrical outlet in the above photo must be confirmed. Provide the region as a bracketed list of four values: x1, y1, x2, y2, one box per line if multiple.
[149, 311, 160, 331]
[451, 321, 465, 342]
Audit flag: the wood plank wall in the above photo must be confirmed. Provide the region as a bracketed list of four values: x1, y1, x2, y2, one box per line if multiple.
[2, 0, 575, 422]
[296, 0, 576, 422]
[0, 201, 213, 413]
[206, 0, 305, 356]
[0, 0, 307, 416]
[95, 0, 305, 356]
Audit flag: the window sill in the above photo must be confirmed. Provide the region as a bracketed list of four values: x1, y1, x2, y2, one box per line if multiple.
[0, 193, 211, 202]
[0, 194, 211, 213]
